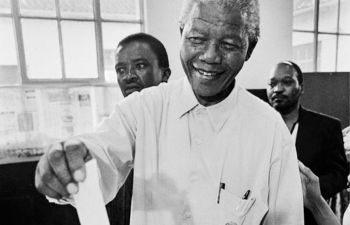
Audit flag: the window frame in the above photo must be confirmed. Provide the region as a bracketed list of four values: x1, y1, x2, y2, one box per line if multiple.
[293, 0, 350, 72]
[0, 0, 144, 85]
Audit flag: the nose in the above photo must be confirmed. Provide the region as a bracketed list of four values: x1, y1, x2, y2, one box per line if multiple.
[122, 67, 138, 82]
[273, 82, 284, 93]
[199, 42, 221, 64]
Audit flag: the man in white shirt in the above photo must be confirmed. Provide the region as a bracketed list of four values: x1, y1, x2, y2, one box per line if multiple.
[35, 0, 304, 224]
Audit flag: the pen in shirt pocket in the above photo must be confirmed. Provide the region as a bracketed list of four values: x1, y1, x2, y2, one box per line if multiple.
[217, 182, 226, 204]
[235, 190, 255, 214]
[242, 190, 251, 200]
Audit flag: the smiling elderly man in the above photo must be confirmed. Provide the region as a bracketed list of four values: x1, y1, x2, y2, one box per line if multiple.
[35, 0, 304, 224]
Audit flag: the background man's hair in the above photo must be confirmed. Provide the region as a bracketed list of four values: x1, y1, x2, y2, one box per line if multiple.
[178, 0, 260, 43]
[281, 60, 303, 85]
[117, 32, 170, 68]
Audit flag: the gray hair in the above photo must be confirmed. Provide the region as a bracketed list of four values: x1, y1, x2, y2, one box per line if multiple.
[179, 0, 260, 43]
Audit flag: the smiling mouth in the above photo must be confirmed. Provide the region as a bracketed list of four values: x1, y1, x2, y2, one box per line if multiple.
[193, 66, 224, 80]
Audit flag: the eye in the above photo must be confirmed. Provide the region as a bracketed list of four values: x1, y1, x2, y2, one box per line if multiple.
[115, 67, 126, 75]
[268, 81, 277, 87]
[221, 42, 239, 51]
[136, 63, 147, 70]
[188, 36, 205, 44]
[282, 79, 294, 86]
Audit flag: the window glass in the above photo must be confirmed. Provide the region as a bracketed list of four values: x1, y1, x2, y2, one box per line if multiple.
[292, 32, 315, 72]
[337, 35, 350, 71]
[22, 19, 62, 79]
[61, 21, 98, 79]
[319, 0, 338, 33]
[102, 22, 141, 83]
[0, 18, 20, 85]
[0, 0, 11, 14]
[317, 34, 336, 71]
[293, 0, 315, 31]
[339, 0, 350, 33]
[101, 0, 140, 20]
[59, 0, 93, 19]
[19, 0, 56, 17]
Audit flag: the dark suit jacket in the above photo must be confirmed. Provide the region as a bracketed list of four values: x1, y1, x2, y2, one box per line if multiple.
[106, 171, 133, 225]
[296, 107, 348, 225]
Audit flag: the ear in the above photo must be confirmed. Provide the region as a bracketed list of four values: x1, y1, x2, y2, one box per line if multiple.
[245, 39, 258, 61]
[300, 83, 304, 95]
[161, 68, 171, 82]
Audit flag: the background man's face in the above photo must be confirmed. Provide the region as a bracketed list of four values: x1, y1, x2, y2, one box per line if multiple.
[179, 2, 249, 105]
[267, 64, 302, 114]
[115, 41, 163, 97]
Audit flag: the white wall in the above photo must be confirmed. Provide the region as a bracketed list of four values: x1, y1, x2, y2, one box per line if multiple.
[144, 0, 293, 89]
[143, 0, 183, 81]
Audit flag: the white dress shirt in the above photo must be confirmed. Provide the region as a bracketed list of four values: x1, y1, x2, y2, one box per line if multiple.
[78, 77, 304, 225]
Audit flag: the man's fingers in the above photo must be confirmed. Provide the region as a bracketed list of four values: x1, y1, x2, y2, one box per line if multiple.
[35, 156, 70, 198]
[47, 142, 73, 186]
[299, 161, 311, 176]
[35, 163, 61, 199]
[35, 139, 91, 199]
[35, 172, 61, 199]
[298, 161, 319, 182]
[343, 126, 350, 136]
[64, 139, 89, 182]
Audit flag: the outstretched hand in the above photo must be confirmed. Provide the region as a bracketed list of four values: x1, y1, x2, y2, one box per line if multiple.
[35, 139, 92, 199]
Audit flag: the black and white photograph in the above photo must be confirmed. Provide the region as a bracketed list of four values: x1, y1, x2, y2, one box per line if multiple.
[0, 0, 350, 224]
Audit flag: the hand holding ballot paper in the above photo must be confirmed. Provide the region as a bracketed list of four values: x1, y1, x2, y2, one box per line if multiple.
[45, 159, 110, 225]
[35, 140, 90, 199]
[35, 140, 110, 225]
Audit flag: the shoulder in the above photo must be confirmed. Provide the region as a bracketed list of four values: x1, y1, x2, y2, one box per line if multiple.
[117, 79, 183, 118]
[139, 78, 183, 100]
[300, 107, 341, 128]
[121, 79, 182, 103]
[235, 86, 291, 143]
[236, 86, 283, 122]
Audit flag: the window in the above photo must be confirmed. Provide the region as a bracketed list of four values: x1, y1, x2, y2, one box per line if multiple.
[293, 0, 350, 72]
[0, 0, 143, 84]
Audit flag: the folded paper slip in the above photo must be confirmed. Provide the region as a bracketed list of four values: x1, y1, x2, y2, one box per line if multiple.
[73, 159, 110, 225]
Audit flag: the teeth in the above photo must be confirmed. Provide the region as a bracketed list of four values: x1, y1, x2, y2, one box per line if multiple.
[197, 68, 217, 77]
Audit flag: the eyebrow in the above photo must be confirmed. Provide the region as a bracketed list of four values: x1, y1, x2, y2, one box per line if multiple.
[115, 62, 126, 67]
[131, 58, 149, 62]
[188, 24, 244, 45]
[115, 58, 151, 67]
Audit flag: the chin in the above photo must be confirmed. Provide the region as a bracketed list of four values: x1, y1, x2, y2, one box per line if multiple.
[273, 105, 285, 112]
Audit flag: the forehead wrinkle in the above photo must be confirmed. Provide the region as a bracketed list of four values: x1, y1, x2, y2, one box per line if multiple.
[193, 17, 242, 31]
[189, 18, 246, 44]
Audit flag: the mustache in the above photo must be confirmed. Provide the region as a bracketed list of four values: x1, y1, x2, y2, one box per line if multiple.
[271, 94, 287, 100]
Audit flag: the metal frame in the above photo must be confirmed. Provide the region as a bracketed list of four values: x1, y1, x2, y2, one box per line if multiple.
[1, 0, 144, 85]
[293, 0, 350, 72]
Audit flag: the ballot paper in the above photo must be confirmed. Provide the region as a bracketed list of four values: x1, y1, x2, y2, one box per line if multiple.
[73, 159, 110, 225]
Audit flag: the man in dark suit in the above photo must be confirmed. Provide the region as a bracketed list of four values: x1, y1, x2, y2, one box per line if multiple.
[266, 60, 348, 225]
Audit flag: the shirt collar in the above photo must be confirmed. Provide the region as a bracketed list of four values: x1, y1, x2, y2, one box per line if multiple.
[176, 77, 239, 133]
[205, 83, 238, 132]
[176, 78, 199, 118]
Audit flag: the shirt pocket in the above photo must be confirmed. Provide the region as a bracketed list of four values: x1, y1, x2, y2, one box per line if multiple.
[218, 190, 268, 225]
